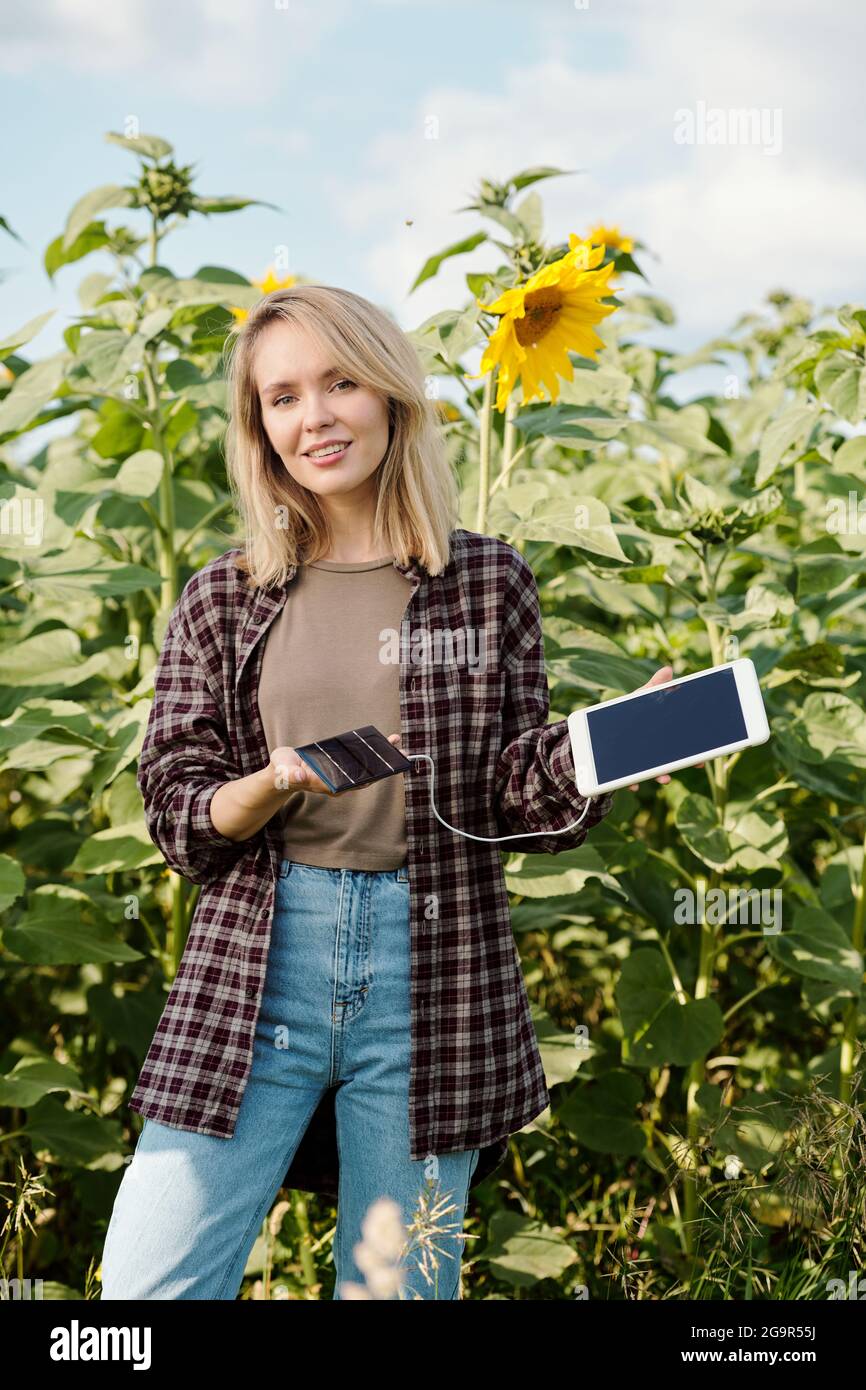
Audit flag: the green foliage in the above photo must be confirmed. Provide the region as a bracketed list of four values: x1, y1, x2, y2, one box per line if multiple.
[1, 143, 865, 1302]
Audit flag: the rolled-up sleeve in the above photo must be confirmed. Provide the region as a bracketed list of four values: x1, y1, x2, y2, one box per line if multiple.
[137, 605, 247, 886]
[492, 552, 615, 853]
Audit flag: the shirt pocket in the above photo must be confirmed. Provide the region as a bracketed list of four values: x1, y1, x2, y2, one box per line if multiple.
[443, 664, 506, 776]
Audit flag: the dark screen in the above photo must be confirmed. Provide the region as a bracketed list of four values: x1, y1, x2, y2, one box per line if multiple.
[588, 667, 748, 782]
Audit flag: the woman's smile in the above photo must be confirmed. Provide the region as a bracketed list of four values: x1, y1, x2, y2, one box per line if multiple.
[306, 440, 352, 466]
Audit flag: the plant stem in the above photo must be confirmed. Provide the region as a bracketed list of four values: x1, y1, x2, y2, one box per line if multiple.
[839, 825, 866, 1106]
[293, 1192, 317, 1289]
[497, 394, 518, 487]
[141, 341, 186, 974]
[489, 442, 528, 498]
[681, 542, 732, 1256]
[475, 370, 494, 534]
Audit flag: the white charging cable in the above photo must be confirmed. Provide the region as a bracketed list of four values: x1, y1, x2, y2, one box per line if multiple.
[406, 752, 599, 844]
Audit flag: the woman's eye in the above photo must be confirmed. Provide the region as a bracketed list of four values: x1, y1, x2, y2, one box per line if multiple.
[273, 380, 354, 407]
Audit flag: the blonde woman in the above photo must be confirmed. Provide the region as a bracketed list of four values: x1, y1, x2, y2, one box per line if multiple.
[100, 284, 665, 1301]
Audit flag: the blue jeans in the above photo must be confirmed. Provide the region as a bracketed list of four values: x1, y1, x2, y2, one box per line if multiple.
[101, 859, 480, 1300]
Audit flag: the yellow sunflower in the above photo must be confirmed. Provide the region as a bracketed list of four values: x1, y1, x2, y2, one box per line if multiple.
[585, 224, 634, 254]
[230, 268, 297, 322]
[469, 234, 617, 412]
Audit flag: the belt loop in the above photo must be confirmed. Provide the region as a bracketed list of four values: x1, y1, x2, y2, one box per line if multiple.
[280, 860, 292, 879]
[396, 865, 409, 883]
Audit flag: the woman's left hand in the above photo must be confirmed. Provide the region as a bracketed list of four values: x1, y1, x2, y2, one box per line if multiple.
[625, 665, 704, 792]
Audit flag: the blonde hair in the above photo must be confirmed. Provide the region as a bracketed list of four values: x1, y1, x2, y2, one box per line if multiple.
[221, 283, 460, 590]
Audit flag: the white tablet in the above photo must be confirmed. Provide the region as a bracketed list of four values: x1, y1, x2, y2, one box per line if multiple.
[566, 658, 770, 797]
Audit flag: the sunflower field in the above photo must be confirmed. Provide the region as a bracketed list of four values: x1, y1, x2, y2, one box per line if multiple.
[1, 133, 865, 1301]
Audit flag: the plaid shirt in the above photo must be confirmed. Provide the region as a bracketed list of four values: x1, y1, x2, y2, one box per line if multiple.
[129, 527, 614, 1196]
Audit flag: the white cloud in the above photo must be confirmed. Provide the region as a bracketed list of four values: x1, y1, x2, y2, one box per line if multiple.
[0, 0, 350, 103]
[336, 0, 866, 342]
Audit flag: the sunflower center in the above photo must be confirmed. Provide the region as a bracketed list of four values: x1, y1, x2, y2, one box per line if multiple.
[514, 287, 563, 346]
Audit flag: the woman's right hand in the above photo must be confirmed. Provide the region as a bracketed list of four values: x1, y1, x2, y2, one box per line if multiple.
[268, 735, 404, 797]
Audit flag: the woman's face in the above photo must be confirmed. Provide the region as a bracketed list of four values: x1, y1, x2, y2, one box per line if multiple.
[254, 319, 391, 504]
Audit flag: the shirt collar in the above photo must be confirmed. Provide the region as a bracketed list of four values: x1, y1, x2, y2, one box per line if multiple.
[280, 554, 428, 588]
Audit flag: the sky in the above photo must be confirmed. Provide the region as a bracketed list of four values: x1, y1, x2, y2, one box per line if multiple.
[3, 0, 865, 412]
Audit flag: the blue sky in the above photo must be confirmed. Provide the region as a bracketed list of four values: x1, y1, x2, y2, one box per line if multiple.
[3, 0, 866, 409]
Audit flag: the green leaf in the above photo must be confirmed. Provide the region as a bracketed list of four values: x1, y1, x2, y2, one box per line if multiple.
[86, 983, 167, 1062]
[409, 232, 488, 293]
[756, 401, 816, 485]
[60, 449, 163, 499]
[0, 1055, 85, 1108]
[512, 401, 628, 445]
[506, 495, 629, 563]
[631, 412, 726, 457]
[481, 1211, 578, 1287]
[513, 191, 543, 242]
[833, 435, 866, 478]
[104, 130, 174, 160]
[69, 821, 163, 875]
[815, 352, 866, 424]
[784, 691, 866, 761]
[62, 184, 135, 251]
[532, 1004, 595, 1086]
[0, 628, 111, 690]
[24, 1096, 125, 1165]
[44, 222, 112, 279]
[558, 1069, 646, 1154]
[72, 328, 145, 389]
[507, 165, 572, 193]
[90, 404, 145, 458]
[190, 195, 280, 215]
[0, 213, 24, 244]
[767, 906, 862, 992]
[675, 794, 730, 869]
[21, 543, 161, 598]
[620, 292, 675, 325]
[503, 843, 622, 898]
[4, 884, 144, 964]
[617, 949, 725, 1066]
[0, 312, 55, 360]
[0, 853, 26, 912]
[0, 353, 69, 435]
[796, 549, 866, 597]
[675, 795, 786, 876]
[0, 699, 107, 770]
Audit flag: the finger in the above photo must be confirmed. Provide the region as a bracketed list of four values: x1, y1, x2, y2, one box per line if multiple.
[291, 762, 328, 792]
[640, 664, 673, 690]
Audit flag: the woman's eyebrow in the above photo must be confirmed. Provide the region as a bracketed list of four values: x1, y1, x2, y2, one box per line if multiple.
[261, 367, 343, 396]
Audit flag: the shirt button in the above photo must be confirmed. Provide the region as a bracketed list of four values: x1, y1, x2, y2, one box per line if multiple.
[245, 986, 257, 998]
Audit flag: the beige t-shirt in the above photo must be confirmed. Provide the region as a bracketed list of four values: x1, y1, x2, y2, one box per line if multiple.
[257, 555, 414, 869]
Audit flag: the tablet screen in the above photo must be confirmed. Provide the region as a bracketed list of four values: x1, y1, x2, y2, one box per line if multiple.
[587, 667, 748, 782]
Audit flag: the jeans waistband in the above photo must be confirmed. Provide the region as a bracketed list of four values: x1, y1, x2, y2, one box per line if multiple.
[279, 859, 409, 883]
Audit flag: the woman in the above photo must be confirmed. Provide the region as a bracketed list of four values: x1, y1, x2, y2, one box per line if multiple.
[100, 283, 670, 1301]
